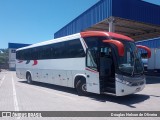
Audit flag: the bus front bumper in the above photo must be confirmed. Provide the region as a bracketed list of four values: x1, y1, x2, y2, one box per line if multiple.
[115, 78, 146, 96]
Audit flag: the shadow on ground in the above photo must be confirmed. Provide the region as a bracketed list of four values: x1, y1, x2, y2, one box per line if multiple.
[19, 81, 150, 108]
[88, 94, 150, 108]
[145, 75, 160, 84]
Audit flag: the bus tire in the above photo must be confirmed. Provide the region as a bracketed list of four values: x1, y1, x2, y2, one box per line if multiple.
[26, 73, 33, 84]
[76, 80, 88, 96]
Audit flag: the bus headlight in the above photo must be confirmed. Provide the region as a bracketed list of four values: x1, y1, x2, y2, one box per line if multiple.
[125, 81, 132, 86]
[117, 79, 132, 86]
[122, 81, 132, 86]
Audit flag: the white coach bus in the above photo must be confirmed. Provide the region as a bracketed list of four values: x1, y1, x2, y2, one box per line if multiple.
[16, 31, 151, 96]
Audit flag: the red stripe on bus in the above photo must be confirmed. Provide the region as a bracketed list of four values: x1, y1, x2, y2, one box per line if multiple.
[18, 60, 24, 63]
[85, 67, 98, 73]
[32, 60, 38, 66]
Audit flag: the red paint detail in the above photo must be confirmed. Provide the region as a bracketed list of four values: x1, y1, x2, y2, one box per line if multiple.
[136, 45, 151, 58]
[18, 60, 23, 63]
[86, 67, 98, 73]
[32, 60, 38, 66]
[108, 32, 134, 41]
[103, 40, 124, 56]
[80, 31, 134, 41]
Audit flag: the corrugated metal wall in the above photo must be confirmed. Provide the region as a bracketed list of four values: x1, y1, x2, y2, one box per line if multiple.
[112, 0, 160, 25]
[136, 37, 160, 48]
[54, 0, 113, 38]
[54, 0, 160, 38]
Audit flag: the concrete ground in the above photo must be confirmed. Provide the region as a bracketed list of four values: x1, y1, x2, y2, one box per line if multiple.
[0, 71, 159, 120]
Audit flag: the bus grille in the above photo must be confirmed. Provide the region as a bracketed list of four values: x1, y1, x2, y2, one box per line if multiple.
[131, 81, 144, 86]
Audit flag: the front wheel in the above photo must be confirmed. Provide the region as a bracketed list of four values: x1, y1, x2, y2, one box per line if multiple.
[76, 80, 88, 96]
[26, 73, 33, 84]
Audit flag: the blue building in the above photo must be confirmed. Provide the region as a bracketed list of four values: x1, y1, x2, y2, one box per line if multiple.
[136, 37, 160, 48]
[55, 0, 160, 42]
[8, 43, 30, 70]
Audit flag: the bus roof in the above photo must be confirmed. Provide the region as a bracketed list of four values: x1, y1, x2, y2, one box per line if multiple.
[17, 31, 134, 51]
[17, 33, 81, 51]
[80, 31, 134, 41]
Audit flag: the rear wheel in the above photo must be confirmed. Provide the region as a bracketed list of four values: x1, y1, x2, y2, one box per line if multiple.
[76, 80, 88, 96]
[26, 73, 33, 84]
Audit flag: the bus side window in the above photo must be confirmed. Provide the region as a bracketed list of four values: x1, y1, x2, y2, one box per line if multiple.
[66, 39, 85, 58]
[54, 42, 66, 59]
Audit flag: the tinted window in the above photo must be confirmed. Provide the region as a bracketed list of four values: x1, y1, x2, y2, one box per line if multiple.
[16, 50, 25, 60]
[16, 39, 85, 60]
[84, 36, 107, 50]
[53, 42, 66, 59]
[66, 39, 85, 58]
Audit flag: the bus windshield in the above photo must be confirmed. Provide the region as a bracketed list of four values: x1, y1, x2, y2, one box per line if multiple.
[83, 36, 144, 76]
[117, 40, 144, 75]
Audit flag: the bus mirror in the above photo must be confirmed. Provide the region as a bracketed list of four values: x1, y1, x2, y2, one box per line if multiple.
[103, 40, 124, 56]
[136, 45, 151, 58]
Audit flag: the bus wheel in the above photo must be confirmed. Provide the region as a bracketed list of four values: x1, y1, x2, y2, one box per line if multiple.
[76, 80, 88, 96]
[26, 73, 33, 84]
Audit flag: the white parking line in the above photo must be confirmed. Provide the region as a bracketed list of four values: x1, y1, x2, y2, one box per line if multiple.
[0, 76, 6, 88]
[12, 74, 19, 111]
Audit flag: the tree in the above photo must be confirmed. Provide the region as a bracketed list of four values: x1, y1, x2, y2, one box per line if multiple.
[0, 49, 9, 69]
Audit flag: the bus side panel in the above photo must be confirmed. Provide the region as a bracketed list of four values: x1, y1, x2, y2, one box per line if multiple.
[16, 58, 85, 88]
[52, 70, 60, 85]
[33, 69, 42, 82]
[16, 60, 27, 79]
[58, 70, 67, 87]
[66, 71, 73, 87]
[31, 69, 74, 88]
[16, 68, 25, 79]
[41, 69, 49, 83]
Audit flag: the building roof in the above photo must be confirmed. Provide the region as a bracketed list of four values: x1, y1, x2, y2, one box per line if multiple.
[54, 0, 160, 41]
[136, 37, 160, 48]
[8, 43, 30, 49]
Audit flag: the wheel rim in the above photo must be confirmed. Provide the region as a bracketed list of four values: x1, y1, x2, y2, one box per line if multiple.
[27, 75, 31, 83]
[82, 84, 86, 92]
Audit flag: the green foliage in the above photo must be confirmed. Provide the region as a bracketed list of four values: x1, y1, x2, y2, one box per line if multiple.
[0, 49, 8, 68]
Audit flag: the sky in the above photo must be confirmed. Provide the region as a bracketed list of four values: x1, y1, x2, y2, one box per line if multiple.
[0, 0, 160, 49]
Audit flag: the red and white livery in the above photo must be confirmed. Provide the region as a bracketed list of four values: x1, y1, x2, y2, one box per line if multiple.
[16, 31, 151, 96]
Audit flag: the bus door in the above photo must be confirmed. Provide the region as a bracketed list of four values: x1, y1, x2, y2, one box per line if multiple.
[99, 47, 116, 93]
[99, 47, 113, 78]
[85, 48, 100, 94]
